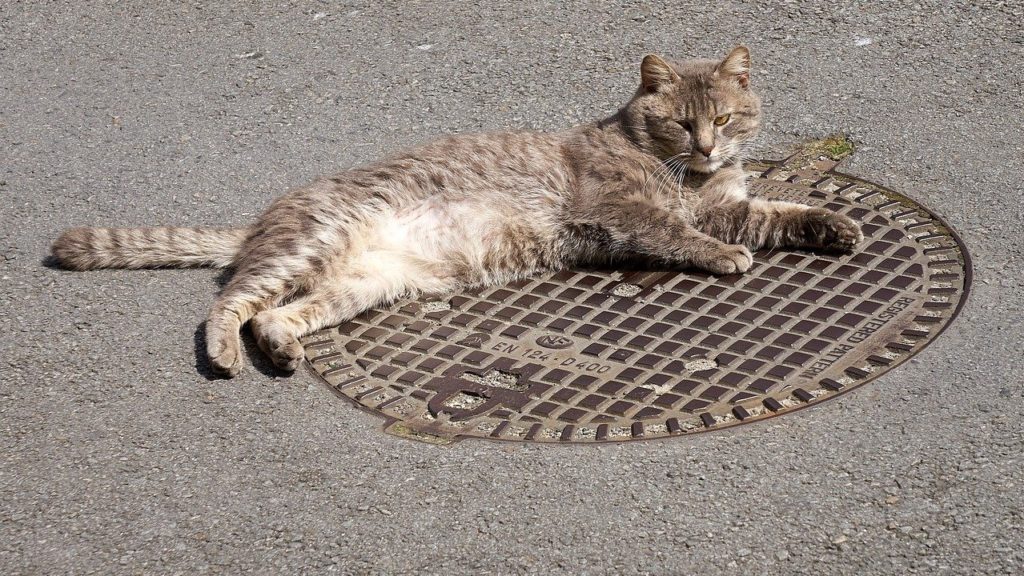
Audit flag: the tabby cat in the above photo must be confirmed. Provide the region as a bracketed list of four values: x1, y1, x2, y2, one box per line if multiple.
[52, 47, 862, 377]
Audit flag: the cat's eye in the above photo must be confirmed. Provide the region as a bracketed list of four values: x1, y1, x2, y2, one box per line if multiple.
[675, 120, 691, 132]
[713, 114, 731, 126]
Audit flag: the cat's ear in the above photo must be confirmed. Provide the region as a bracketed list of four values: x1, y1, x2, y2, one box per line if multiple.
[716, 46, 751, 88]
[640, 54, 679, 93]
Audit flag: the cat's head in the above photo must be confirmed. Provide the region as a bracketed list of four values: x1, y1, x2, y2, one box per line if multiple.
[625, 46, 761, 173]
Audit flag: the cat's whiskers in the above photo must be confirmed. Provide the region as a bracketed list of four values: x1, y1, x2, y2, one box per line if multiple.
[641, 154, 678, 196]
[662, 157, 689, 197]
[657, 156, 685, 186]
[642, 152, 690, 199]
[648, 165, 673, 200]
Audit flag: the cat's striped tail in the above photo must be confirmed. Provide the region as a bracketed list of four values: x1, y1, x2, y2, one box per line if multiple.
[51, 226, 249, 270]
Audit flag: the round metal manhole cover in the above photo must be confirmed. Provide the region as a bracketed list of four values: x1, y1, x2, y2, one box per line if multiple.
[301, 153, 971, 444]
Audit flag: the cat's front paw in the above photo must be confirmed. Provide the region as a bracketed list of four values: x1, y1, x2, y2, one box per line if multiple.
[693, 243, 753, 275]
[800, 208, 863, 251]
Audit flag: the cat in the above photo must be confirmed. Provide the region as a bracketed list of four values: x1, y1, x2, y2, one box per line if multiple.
[51, 46, 862, 378]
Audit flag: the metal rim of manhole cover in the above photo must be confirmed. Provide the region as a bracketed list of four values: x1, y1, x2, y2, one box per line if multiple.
[301, 149, 971, 445]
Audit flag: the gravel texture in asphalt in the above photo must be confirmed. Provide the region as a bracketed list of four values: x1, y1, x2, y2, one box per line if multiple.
[1, 1, 1022, 574]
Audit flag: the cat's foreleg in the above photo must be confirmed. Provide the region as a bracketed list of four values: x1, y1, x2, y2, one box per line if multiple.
[696, 198, 862, 251]
[598, 200, 753, 274]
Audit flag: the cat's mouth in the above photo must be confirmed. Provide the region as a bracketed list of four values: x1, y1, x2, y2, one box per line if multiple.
[688, 156, 725, 173]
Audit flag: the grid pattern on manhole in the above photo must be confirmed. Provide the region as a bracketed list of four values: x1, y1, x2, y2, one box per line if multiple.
[302, 161, 971, 443]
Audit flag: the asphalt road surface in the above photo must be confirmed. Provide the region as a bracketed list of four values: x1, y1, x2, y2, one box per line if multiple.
[2, 1, 1022, 574]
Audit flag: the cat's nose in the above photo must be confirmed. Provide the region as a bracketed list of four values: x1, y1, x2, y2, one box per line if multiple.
[697, 145, 715, 158]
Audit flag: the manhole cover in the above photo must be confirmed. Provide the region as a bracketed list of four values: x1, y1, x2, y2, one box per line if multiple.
[302, 152, 971, 444]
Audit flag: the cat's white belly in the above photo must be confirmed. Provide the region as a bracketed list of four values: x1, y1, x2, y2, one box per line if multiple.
[375, 197, 500, 263]
[333, 197, 508, 293]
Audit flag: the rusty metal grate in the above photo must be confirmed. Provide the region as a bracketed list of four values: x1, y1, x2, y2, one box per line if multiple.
[301, 153, 971, 444]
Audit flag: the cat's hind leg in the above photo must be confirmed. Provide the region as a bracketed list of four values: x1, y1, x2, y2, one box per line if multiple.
[205, 251, 323, 376]
[250, 252, 457, 372]
[205, 274, 289, 377]
[248, 287, 360, 372]
[696, 198, 863, 252]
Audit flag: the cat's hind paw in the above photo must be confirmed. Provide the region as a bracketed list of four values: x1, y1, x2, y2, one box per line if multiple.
[251, 311, 305, 372]
[267, 337, 304, 372]
[208, 335, 244, 378]
[800, 208, 863, 251]
[693, 243, 753, 275]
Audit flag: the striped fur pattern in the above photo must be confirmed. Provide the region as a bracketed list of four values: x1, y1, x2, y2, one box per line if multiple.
[52, 47, 862, 377]
[53, 227, 247, 269]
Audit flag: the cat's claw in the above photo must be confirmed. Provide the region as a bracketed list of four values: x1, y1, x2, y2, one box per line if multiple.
[802, 208, 863, 251]
[695, 243, 753, 275]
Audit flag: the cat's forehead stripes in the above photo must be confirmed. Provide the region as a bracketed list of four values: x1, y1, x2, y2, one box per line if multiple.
[680, 93, 719, 119]
[675, 75, 734, 119]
